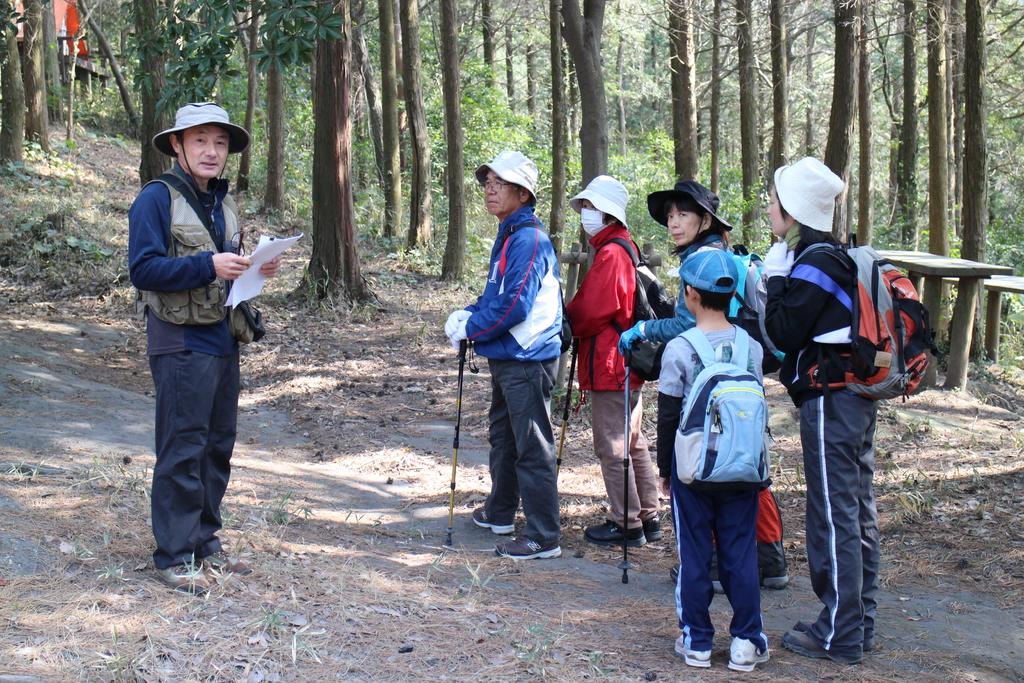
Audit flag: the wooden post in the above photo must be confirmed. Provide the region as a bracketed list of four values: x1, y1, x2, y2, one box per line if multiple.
[944, 276, 981, 389]
[984, 288, 1000, 362]
[922, 275, 943, 387]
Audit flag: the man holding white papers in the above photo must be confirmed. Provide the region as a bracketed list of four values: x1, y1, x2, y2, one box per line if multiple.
[128, 102, 281, 594]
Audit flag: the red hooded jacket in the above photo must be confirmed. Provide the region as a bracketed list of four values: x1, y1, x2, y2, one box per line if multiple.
[565, 222, 644, 391]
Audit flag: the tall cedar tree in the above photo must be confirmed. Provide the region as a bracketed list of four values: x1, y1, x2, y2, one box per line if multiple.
[505, 24, 514, 105]
[736, 0, 759, 242]
[562, 0, 608, 184]
[669, 0, 698, 179]
[823, 0, 858, 240]
[856, 0, 872, 245]
[482, 0, 496, 86]
[926, 0, 948, 258]
[400, 0, 432, 247]
[549, 0, 567, 251]
[21, 0, 49, 151]
[308, 0, 368, 303]
[378, 0, 401, 237]
[439, 0, 466, 281]
[236, 5, 259, 192]
[0, 0, 26, 164]
[352, 1, 386, 191]
[134, 0, 169, 184]
[769, 0, 787, 172]
[710, 0, 721, 192]
[897, 0, 919, 247]
[263, 61, 286, 211]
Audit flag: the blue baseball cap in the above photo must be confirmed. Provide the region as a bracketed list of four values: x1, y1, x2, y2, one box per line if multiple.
[680, 249, 736, 294]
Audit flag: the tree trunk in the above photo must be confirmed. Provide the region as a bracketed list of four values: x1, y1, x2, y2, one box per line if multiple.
[769, 0, 787, 172]
[736, 0, 759, 242]
[505, 24, 515, 106]
[439, 0, 465, 281]
[21, 0, 50, 151]
[950, 0, 964, 237]
[0, 3, 26, 164]
[263, 60, 285, 212]
[236, 6, 259, 192]
[926, 0, 948, 258]
[668, 0, 697, 179]
[710, 0, 721, 192]
[42, 5, 60, 118]
[482, 0, 496, 86]
[400, 0, 432, 247]
[352, 0, 386, 192]
[378, 0, 402, 237]
[307, 0, 368, 303]
[82, 0, 140, 137]
[66, 30, 78, 142]
[804, 23, 816, 154]
[857, 0, 872, 246]
[526, 43, 538, 118]
[823, 0, 859, 241]
[134, 0, 169, 184]
[562, 0, 608, 184]
[616, 32, 626, 158]
[959, 0, 984, 264]
[897, 0, 919, 247]
[549, 0, 567, 251]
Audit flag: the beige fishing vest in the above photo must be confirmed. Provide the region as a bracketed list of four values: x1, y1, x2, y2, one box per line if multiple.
[136, 181, 240, 326]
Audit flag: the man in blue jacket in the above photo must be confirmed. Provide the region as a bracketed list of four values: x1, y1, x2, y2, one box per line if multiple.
[445, 151, 563, 560]
[128, 103, 281, 593]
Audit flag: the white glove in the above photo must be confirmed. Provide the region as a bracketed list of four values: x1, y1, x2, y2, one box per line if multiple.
[444, 309, 471, 338]
[448, 318, 468, 350]
[763, 241, 795, 279]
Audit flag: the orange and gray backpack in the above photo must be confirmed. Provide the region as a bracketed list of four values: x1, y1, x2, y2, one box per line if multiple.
[798, 243, 937, 400]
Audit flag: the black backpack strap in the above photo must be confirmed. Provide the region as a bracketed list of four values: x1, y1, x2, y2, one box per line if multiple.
[601, 237, 641, 267]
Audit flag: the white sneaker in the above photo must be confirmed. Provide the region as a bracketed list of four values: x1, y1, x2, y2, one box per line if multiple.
[674, 635, 711, 668]
[728, 637, 769, 672]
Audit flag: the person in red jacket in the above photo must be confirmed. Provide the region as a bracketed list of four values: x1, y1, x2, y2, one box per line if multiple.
[565, 175, 662, 548]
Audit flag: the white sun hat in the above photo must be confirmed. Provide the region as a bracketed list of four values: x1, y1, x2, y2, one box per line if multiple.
[569, 175, 629, 227]
[474, 151, 539, 202]
[152, 102, 251, 157]
[773, 157, 846, 232]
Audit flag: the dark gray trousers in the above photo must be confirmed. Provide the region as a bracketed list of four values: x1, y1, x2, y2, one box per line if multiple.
[149, 350, 239, 570]
[799, 389, 879, 659]
[485, 358, 560, 546]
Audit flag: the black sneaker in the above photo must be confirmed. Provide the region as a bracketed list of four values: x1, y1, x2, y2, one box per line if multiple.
[758, 540, 789, 589]
[794, 621, 874, 653]
[584, 521, 646, 548]
[782, 629, 863, 665]
[642, 516, 663, 542]
[471, 507, 514, 535]
[495, 536, 561, 560]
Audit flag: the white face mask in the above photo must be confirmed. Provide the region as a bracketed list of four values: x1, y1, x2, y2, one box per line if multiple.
[581, 207, 607, 236]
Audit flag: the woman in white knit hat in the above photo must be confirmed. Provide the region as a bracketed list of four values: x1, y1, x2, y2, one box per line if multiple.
[564, 175, 662, 548]
[762, 157, 879, 665]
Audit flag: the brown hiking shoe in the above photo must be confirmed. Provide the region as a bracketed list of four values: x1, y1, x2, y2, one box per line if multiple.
[156, 563, 211, 595]
[200, 551, 253, 575]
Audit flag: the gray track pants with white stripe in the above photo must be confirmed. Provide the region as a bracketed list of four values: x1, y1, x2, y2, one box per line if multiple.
[799, 389, 879, 660]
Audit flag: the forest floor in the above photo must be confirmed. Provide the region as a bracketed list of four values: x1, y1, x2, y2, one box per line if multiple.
[0, 132, 1023, 682]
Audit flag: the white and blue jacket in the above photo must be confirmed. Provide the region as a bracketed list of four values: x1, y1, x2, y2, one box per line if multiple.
[465, 206, 562, 362]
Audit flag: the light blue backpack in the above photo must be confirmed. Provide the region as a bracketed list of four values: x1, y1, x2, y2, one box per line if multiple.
[673, 327, 771, 490]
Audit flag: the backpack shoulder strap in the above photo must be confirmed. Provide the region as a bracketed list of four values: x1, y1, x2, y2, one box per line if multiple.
[601, 237, 641, 267]
[681, 327, 718, 369]
[730, 326, 751, 371]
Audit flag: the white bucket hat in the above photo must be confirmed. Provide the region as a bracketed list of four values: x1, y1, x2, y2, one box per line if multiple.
[569, 175, 629, 227]
[773, 157, 845, 232]
[153, 102, 251, 157]
[475, 151, 539, 203]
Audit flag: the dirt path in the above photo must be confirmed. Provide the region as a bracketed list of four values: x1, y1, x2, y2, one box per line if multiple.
[2, 314, 1022, 682]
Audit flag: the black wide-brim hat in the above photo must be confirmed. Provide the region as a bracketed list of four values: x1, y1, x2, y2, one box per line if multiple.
[646, 179, 733, 231]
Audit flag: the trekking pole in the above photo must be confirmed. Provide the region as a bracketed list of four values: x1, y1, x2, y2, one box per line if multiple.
[620, 356, 633, 584]
[555, 339, 579, 476]
[445, 339, 469, 546]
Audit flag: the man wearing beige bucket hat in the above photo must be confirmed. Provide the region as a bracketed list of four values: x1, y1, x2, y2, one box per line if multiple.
[129, 102, 282, 594]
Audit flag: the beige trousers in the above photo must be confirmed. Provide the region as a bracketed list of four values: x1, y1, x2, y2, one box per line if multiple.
[590, 390, 660, 530]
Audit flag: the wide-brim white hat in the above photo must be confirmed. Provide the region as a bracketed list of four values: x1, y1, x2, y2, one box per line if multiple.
[153, 102, 251, 156]
[570, 175, 629, 227]
[773, 157, 845, 232]
[474, 151, 538, 202]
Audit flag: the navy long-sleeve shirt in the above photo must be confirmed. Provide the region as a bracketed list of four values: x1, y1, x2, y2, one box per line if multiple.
[128, 166, 236, 356]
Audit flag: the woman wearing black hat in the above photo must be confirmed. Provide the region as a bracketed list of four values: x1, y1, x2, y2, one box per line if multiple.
[620, 180, 789, 593]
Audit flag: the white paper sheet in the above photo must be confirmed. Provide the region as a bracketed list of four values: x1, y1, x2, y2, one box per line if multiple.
[225, 233, 303, 308]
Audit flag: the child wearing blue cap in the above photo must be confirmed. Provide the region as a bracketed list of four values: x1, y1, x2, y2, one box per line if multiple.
[660, 249, 770, 672]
